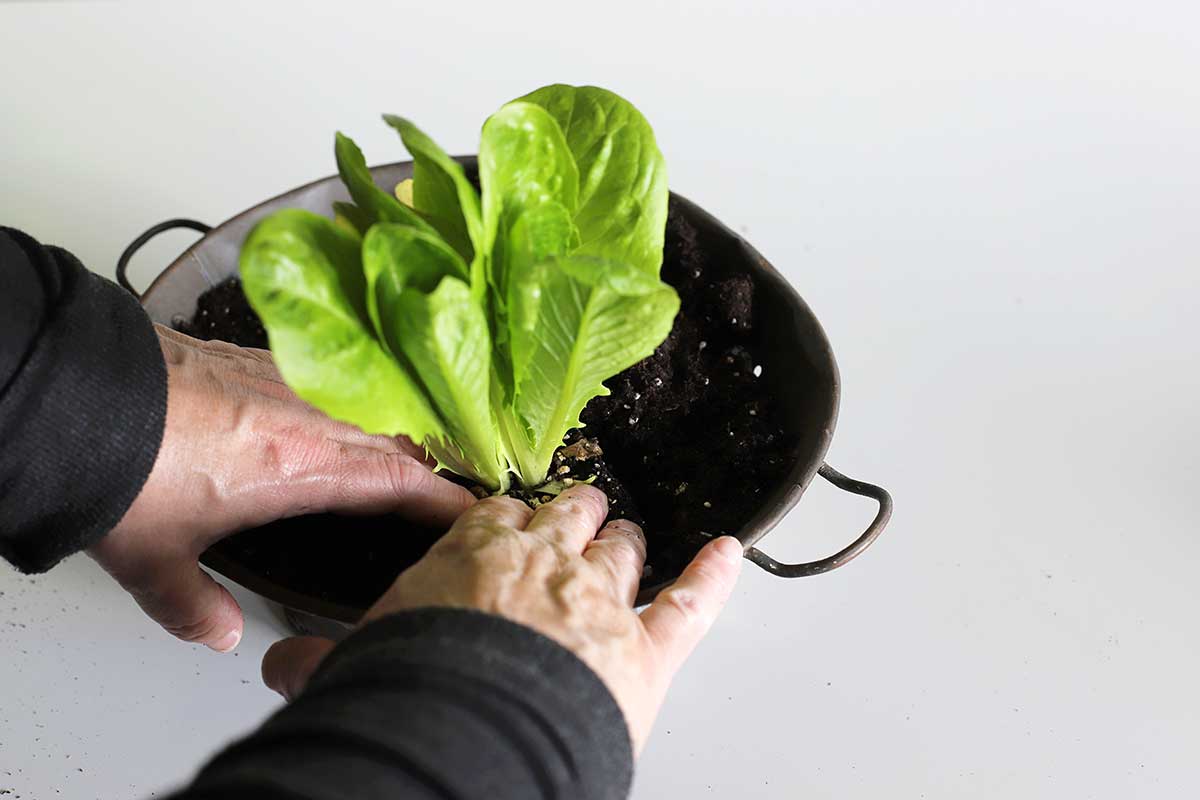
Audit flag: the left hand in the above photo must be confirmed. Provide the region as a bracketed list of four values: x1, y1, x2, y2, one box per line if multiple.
[89, 326, 476, 652]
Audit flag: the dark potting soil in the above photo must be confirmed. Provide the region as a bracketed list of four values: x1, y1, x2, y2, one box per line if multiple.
[178, 205, 795, 607]
[576, 204, 794, 582]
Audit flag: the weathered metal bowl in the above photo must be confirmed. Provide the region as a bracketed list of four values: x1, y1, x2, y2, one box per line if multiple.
[121, 158, 892, 627]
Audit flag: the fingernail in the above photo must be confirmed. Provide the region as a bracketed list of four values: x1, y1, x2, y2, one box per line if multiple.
[211, 629, 242, 653]
[713, 536, 744, 564]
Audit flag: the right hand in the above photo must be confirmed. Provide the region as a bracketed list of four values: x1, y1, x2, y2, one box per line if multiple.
[263, 484, 743, 754]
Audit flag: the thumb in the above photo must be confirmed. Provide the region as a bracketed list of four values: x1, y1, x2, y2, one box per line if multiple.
[639, 536, 743, 675]
[262, 636, 337, 701]
[128, 561, 245, 652]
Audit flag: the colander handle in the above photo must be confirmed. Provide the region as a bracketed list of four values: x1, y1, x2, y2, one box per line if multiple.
[745, 463, 892, 578]
[116, 218, 212, 299]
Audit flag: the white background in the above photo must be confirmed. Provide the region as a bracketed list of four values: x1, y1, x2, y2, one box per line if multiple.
[2, 1, 1198, 797]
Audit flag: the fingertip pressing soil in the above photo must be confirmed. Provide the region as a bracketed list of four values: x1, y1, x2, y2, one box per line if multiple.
[503, 435, 643, 525]
[180, 202, 796, 606]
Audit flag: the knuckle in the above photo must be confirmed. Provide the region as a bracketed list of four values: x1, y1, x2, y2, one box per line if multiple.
[256, 436, 287, 477]
[606, 525, 647, 557]
[660, 588, 705, 624]
[594, 538, 640, 575]
[547, 562, 591, 602]
[565, 501, 591, 520]
[524, 542, 566, 574]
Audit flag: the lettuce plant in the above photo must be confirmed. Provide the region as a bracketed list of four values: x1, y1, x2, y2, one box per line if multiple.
[240, 85, 679, 492]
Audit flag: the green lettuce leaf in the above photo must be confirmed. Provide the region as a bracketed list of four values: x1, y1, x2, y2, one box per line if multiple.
[382, 115, 483, 267]
[239, 209, 445, 444]
[334, 132, 435, 233]
[505, 255, 679, 486]
[477, 101, 579, 398]
[478, 101, 580, 306]
[361, 224, 505, 489]
[477, 92, 675, 485]
[516, 84, 668, 275]
[243, 84, 677, 492]
[332, 200, 372, 236]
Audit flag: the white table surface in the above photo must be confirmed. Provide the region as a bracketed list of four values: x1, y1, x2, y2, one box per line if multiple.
[2, 1, 1198, 797]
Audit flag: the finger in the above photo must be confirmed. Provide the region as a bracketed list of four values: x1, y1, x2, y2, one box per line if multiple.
[328, 452, 477, 528]
[262, 636, 336, 701]
[331, 430, 432, 464]
[310, 423, 435, 468]
[639, 536, 743, 674]
[583, 519, 647, 606]
[315, 416, 422, 455]
[132, 562, 245, 652]
[452, 494, 536, 531]
[524, 484, 609, 552]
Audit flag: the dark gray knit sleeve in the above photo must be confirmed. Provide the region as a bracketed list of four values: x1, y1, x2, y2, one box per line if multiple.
[0, 227, 166, 572]
[175, 608, 634, 800]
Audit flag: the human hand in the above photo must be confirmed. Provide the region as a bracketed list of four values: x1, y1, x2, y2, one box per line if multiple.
[263, 484, 742, 753]
[89, 325, 476, 652]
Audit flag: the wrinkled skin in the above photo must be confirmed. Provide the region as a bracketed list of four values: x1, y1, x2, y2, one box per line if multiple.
[89, 326, 476, 652]
[90, 328, 743, 751]
[263, 484, 743, 753]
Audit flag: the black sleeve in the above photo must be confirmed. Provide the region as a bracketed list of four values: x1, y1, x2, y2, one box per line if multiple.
[0, 227, 166, 572]
[170, 608, 634, 800]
